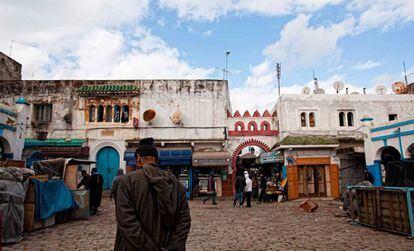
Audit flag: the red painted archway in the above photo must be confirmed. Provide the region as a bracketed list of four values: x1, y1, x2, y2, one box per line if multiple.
[222, 139, 271, 196]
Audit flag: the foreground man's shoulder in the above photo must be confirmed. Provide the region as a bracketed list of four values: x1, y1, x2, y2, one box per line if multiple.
[119, 170, 145, 183]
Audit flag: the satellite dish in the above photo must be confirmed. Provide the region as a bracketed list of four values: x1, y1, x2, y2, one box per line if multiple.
[302, 87, 311, 94]
[391, 81, 407, 94]
[333, 81, 345, 93]
[351, 91, 360, 95]
[314, 88, 325, 94]
[170, 107, 183, 125]
[375, 85, 387, 95]
[143, 109, 156, 122]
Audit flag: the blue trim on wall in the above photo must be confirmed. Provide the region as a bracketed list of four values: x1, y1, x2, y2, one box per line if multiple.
[382, 139, 387, 147]
[0, 128, 3, 137]
[0, 107, 17, 117]
[367, 161, 382, 186]
[371, 130, 414, 141]
[398, 132, 405, 159]
[371, 119, 414, 133]
[0, 123, 17, 131]
[282, 165, 287, 179]
[361, 117, 373, 122]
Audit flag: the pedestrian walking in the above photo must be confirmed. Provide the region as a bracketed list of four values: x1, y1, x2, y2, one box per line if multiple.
[233, 171, 246, 208]
[114, 137, 191, 251]
[89, 168, 103, 215]
[110, 168, 124, 204]
[203, 171, 217, 205]
[244, 171, 253, 208]
[258, 173, 267, 204]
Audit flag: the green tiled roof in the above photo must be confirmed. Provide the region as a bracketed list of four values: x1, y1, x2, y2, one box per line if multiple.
[279, 136, 338, 146]
[25, 138, 86, 147]
[76, 84, 139, 94]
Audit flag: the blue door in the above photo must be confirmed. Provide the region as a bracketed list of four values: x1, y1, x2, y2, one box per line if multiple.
[96, 147, 119, 189]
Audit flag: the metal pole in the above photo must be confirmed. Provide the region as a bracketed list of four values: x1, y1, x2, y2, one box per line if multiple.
[403, 60, 408, 85]
[225, 51, 230, 81]
[276, 63, 281, 97]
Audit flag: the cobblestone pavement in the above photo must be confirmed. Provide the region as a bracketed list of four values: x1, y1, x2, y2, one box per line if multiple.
[4, 196, 414, 250]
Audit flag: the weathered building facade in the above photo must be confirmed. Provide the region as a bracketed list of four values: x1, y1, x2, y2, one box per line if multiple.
[0, 51, 21, 80]
[275, 93, 414, 199]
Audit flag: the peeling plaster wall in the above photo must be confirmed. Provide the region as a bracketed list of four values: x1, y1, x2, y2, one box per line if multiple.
[0, 52, 21, 80]
[138, 80, 230, 141]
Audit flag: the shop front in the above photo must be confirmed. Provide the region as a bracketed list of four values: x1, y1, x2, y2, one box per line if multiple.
[158, 148, 192, 199]
[192, 151, 231, 198]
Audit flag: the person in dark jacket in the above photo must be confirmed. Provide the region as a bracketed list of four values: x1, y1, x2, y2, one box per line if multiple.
[114, 138, 191, 251]
[77, 170, 90, 189]
[203, 171, 217, 205]
[89, 168, 103, 215]
[258, 174, 267, 204]
[233, 171, 246, 208]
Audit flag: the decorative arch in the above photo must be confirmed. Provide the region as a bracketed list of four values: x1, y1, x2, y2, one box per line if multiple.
[230, 139, 271, 194]
[234, 121, 245, 131]
[260, 121, 271, 131]
[247, 121, 258, 131]
[89, 140, 125, 171]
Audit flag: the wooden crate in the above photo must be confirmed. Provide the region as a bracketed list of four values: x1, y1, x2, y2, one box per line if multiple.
[63, 164, 78, 190]
[354, 187, 414, 236]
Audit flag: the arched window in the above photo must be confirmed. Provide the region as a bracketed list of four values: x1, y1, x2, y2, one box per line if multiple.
[97, 105, 104, 122]
[114, 105, 120, 122]
[88, 105, 95, 122]
[309, 112, 315, 127]
[121, 105, 129, 123]
[347, 112, 354, 127]
[247, 122, 257, 131]
[105, 105, 112, 122]
[300, 112, 307, 127]
[339, 112, 345, 127]
[235, 122, 244, 131]
[261, 121, 270, 131]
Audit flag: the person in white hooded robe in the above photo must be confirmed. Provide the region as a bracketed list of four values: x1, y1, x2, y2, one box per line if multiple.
[244, 171, 253, 208]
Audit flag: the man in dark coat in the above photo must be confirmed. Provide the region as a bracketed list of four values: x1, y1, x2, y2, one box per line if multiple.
[114, 138, 191, 251]
[89, 168, 103, 215]
[233, 171, 246, 208]
[203, 171, 217, 205]
[77, 170, 90, 189]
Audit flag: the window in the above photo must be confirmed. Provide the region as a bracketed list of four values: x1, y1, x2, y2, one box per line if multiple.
[88, 105, 96, 122]
[121, 105, 129, 123]
[97, 105, 104, 122]
[114, 105, 120, 122]
[235, 122, 244, 131]
[300, 112, 307, 127]
[339, 112, 345, 127]
[309, 112, 315, 127]
[34, 104, 52, 122]
[105, 106, 112, 122]
[248, 122, 257, 131]
[347, 112, 354, 127]
[389, 114, 398, 121]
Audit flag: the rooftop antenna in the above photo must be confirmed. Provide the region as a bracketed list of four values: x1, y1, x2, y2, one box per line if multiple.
[276, 63, 281, 97]
[9, 40, 17, 57]
[403, 60, 408, 85]
[313, 70, 319, 89]
[225, 51, 231, 81]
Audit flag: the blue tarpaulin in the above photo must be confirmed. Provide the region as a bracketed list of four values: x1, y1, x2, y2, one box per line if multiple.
[32, 179, 76, 220]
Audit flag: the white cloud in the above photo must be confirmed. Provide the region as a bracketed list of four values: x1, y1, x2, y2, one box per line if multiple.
[0, 1, 213, 80]
[263, 14, 355, 69]
[202, 30, 213, 38]
[347, 0, 414, 31]
[158, 0, 343, 21]
[354, 60, 382, 71]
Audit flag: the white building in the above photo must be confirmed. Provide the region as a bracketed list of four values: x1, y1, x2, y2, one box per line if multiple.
[362, 117, 414, 186]
[275, 93, 414, 199]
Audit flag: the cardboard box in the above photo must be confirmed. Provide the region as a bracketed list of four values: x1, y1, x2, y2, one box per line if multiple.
[23, 203, 42, 232]
[25, 175, 49, 203]
[64, 165, 78, 190]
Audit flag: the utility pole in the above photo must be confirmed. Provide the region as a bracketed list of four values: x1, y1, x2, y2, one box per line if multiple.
[276, 63, 281, 96]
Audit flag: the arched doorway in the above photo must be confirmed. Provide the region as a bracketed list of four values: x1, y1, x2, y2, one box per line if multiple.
[223, 140, 270, 196]
[96, 147, 120, 189]
[0, 137, 11, 160]
[378, 146, 401, 184]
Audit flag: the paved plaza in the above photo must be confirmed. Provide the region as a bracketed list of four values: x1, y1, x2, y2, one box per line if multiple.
[4, 196, 414, 251]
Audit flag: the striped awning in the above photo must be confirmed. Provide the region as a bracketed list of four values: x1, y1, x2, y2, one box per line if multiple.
[192, 151, 231, 167]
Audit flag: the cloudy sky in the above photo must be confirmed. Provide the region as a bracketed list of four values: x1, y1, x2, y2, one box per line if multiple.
[1, 0, 413, 112]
